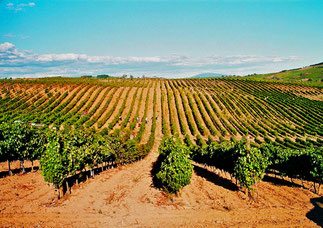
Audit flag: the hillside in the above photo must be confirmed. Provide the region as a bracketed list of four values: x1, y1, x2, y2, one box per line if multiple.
[0, 77, 322, 227]
[191, 73, 227, 78]
[247, 63, 323, 83]
[0, 77, 322, 147]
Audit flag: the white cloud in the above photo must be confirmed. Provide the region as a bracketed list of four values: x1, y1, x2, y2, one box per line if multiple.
[6, 2, 35, 11]
[18, 2, 35, 7]
[0, 42, 301, 78]
[0, 42, 16, 52]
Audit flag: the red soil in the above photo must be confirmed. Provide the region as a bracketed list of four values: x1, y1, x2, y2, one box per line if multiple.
[0, 149, 321, 227]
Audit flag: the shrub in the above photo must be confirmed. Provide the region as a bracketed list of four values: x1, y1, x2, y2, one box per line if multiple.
[234, 147, 268, 190]
[156, 136, 193, 194]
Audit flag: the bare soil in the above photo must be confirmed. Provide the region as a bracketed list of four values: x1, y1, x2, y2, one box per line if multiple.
[95, 87, 123, 129]
[87, 87, 108, 113]
[141, 86, 155, 144]
[0, 146, 321, 227]
[102, 87, 130, 129]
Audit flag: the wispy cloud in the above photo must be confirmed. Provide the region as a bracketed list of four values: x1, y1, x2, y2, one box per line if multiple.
[2, 33, 30, 39]
[0, 42, 300, 78]
[3, 33, 15, 38]
[19, 35, 30, 39]
[6, 2, 35, 12]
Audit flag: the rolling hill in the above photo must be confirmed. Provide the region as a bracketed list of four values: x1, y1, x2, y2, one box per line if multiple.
[0, 76, 322, 147]
[191, 73, 227, 78]
[0, 76, 322, 227]
[247, 62, 323, 83]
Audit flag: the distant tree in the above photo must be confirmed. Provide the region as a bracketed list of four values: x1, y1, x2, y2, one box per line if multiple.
[97, 74, 110, 79]
[130, 75, 134, 80]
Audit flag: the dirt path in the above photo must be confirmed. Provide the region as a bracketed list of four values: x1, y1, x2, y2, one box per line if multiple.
[0, 143, 321, 227]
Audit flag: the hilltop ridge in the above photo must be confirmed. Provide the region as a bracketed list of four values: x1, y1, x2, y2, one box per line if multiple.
[247, 62, 323, 83]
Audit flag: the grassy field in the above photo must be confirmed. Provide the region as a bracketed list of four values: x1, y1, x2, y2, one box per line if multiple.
[247, 63, 323, 83]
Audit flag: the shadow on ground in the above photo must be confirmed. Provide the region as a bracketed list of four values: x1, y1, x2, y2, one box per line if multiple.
[193, 165, 238, 191]
[63, 163, 118, 195]
[0, 166, 39, 178]
[150, 153, 164, 190]
[262, 175, 302, 188]
[306, 197, 323, 227]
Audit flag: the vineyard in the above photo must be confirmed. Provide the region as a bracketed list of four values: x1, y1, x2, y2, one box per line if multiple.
[0, 76, 322, 226]
[1, 77, 322, 146]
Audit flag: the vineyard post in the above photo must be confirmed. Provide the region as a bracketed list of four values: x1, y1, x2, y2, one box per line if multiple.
[57, 187, 64, 199]
[66, 180, 71, 194]
[8, 160, 12, 176]
[313, 182, 317, 194]
[255, 178, 259, 198]
[90, 168, 94, 178]
[21, 160, 25, 174]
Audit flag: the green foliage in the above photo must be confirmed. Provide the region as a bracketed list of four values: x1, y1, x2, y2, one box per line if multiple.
[260, 143, 323, 187]
[247, 65, 323, 84]
[0, 122, 46, 164]
[40, 134, 68, 188]
[97, 74, 111, 79]
[108, 88, 130, 129]
[192, 140, 269, 191]
[40, 128, 117, 189]
[234, 147, 268, 190]
[1, 76, 322, 196]
[156, 136, 193, 193]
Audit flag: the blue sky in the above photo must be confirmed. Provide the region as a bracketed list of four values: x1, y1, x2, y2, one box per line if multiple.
[0, 0, 322, 78]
